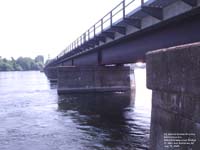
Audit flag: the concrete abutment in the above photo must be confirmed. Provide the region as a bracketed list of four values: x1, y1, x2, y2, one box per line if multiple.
[44, 65, 134, 116]
[57, 66, 131, 94]
[146, 42, 200, 150]
[44, 66, 58, 81]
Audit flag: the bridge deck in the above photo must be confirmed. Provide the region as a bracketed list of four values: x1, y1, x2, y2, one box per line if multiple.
[46, 0, 200, 67]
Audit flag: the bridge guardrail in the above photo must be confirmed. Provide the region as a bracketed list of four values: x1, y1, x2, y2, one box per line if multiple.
[59, 0, 146, 56]
[47, 0, 146, 66]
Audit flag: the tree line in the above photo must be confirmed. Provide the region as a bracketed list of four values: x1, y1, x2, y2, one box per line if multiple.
[0, 55, 44, 71]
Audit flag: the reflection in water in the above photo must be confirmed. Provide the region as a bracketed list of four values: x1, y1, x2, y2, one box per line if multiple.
[58, 92, 132, 117]
[57, 68, 151, 149]
[49, 80, 57, 89]
[57, 90, 150, 149]
[0, 69, 151, 150]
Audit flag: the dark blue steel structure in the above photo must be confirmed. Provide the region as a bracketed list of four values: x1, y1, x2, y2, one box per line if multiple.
[45, 0, 200, 68]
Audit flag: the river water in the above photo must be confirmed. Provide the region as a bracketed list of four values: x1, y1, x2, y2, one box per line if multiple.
[0, 69, 152, 150]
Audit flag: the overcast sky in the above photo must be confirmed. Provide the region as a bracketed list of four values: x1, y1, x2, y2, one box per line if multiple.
[0, 0, 124, 60]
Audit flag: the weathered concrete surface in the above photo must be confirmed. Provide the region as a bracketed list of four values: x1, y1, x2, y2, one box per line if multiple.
[44, 67, 58, 81]
[57, 66, 130, 94]
[150, 91, 200, 150]
[146, 42, 200, 150]
[147, 42, 200, 95]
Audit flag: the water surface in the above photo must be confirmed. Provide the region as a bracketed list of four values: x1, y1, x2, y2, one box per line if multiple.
[0, 69, 151, 150]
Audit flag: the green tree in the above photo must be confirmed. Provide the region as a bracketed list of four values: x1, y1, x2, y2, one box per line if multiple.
[0, 58, 14, 71]
[35, 55, 44, 64]
[0, 56, 44, 71]
[0, 62, 14, 71]
[16, 57, 34, 70]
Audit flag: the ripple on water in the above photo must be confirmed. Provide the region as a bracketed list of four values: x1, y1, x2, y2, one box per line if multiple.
[0, 70, 151, 150]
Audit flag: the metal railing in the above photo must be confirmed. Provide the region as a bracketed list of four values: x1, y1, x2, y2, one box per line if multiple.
[55, 0, 146, 61]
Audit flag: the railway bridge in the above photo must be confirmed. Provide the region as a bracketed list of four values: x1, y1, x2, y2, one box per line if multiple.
[44, 0, 200, 149]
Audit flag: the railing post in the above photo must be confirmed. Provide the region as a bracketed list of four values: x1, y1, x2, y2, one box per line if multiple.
[88, 30, 90, 40]
[101, 19, 103, 32]
[123, 0, 125, 19]
[94, 25, 96, 37]
[110, 11, 113, 27]
[141, 0, 144, 6]
[84, 33, 86, 43]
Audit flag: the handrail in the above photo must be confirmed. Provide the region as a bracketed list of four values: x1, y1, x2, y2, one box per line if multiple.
[48, 0, 146, 64]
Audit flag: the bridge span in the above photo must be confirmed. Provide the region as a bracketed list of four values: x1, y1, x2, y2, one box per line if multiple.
[46, 0, 200, 67]
[44, 0, 200, 149]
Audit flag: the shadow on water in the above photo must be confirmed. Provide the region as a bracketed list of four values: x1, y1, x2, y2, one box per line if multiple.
[58, 92, 132, 117]
[57, 90, 149, 150]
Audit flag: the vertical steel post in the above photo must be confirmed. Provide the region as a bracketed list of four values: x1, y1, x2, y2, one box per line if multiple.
[110, 11, 113, 27]
[101, 19, 103, 32]
[94, 25, 96, 37]
[84, 33, 86, 43]
[80, 35, 82, 45]
[123, 1, 125, 19]
[141, 0, 144, 6]
[88, 29, 90, 40]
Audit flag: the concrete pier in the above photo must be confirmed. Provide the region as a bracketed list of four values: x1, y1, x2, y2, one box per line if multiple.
[146, 42, 200, 150]
[44, 67, 58, 81]
[57, 66, 131, 94]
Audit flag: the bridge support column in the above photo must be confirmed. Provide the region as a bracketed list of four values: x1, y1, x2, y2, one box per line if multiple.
[44, 67, 58, 81]
[146, 42, 200, 150]
[57, 66, 131, 94]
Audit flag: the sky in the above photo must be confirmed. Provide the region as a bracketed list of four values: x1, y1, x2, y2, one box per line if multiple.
[0, 0, 123, 60]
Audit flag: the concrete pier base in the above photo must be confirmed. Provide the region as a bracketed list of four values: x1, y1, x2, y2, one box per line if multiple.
[146, 42, 200, 150]
[44, 67, 58, 81]
[57, 66, 131, 94]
